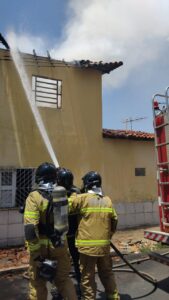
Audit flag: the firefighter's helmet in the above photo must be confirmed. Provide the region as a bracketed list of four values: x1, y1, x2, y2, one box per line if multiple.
[56, 168, 74, 190]
[82, 171, 102, 190]
[35, 162, 57, 184]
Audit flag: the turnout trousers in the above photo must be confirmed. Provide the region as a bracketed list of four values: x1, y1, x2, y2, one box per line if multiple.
[80, 253, 119, 300]
[28, 244, 77, 300]
[67, 235, 81, 284]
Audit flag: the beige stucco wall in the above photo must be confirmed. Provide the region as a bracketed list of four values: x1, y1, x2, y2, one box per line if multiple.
[102, 138, 157, 202]
[0, 49, 157, 204]
[0, 49, 103, 177]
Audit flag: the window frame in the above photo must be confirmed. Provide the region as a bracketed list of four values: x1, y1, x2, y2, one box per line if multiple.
[32, 75, 62, 109]
[0, 168, 35, 209]
[0, 169, 16, 208]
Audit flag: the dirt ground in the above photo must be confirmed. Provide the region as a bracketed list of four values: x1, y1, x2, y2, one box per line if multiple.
[0, 225, 169, 300]
[0, 226, 162, 271]
[113, 225, 160, 254]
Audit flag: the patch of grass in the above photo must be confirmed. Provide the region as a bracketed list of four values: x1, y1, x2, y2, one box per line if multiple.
[140, 242, 169, 253]
[140, 245, 153, 253]
[153, 242, 169, 250]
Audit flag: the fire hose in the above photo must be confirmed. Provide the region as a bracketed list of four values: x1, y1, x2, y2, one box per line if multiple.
[110, 242, 157, 286]
[108, 242, 158, 299]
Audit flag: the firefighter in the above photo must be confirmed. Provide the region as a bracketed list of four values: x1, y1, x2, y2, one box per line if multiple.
[24, 162, 77, 300]
[70, 171, 120, 300]
[56, 168, 81, 292]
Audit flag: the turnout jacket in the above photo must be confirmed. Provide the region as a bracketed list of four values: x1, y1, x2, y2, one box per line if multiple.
[24, 190, 54, 258]
[69, 191, 118, 256]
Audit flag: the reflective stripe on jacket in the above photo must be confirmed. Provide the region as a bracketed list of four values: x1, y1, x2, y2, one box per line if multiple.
[70, 192, 118, 256]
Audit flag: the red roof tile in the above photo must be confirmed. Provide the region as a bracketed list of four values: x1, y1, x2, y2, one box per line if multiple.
[103, 129, 154, 141]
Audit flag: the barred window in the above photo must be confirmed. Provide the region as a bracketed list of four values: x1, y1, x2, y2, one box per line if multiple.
[0, 168, 35, 209]
[32, 76, 62, 108]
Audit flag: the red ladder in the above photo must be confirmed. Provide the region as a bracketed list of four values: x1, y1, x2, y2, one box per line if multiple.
[153, 87, 169, 232]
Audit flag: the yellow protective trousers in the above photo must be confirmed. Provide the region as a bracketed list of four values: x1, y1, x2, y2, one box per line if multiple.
[80, 253, 119, 300]
[28, 244, 77, 300]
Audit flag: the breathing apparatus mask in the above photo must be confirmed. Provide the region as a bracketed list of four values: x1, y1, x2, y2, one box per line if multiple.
[88, 186, 103, 196]
[81, 171, 103, 195]
[37, 181, 56, 192]
[36, 257, 58, 282]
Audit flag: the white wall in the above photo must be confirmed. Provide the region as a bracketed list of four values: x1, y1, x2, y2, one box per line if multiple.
[0, 209, 24, 247]
[0, 201, 159, 247]
[115, 200, 159, 229]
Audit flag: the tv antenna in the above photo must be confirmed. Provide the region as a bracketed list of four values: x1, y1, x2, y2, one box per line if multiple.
[122, 117, 147, 130]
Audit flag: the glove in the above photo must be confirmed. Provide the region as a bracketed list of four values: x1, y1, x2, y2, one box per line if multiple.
[111, 219, 118, 235]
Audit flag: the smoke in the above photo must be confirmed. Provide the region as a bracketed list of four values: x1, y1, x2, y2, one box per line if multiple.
[6, 31, 46, 55]
[50, 0, 169, 87]
[6, 0, 169, 88]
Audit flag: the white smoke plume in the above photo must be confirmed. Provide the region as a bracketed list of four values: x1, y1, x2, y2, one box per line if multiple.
[50, 0, 169, 87]
[7, 0, 169, 88]
[6, 31, 46, 55]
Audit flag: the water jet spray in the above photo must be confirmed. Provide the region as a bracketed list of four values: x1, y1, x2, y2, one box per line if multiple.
[7, 32, 59, 167]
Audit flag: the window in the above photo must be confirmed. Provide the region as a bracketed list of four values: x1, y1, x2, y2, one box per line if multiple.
[32, 76, 62, 108]
[0, 168, 35, 208]
[135, 168, 146, 176]
[0, 170, 16, 208]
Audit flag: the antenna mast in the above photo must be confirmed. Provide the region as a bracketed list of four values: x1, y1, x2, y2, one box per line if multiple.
[122, 117, 147, 130]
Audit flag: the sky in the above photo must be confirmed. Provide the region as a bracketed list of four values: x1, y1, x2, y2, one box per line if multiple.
[1, 0, 169, 133]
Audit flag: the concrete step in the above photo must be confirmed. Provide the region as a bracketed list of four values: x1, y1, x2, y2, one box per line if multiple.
[149, 251, 169, 266]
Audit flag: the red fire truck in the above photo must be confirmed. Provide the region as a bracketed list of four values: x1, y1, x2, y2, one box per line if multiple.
[144, 86, 169, 265]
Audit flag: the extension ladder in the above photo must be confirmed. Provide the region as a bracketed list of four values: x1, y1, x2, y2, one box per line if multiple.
[153, 86, 169, 233]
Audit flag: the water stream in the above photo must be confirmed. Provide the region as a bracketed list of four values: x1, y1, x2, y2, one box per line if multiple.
[8, 33, 59, 167]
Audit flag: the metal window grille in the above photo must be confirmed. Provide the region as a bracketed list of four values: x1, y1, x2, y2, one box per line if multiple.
[0, 168, 36, 208]
[135, 168, 146, 176]
[32, 75, 62, 108]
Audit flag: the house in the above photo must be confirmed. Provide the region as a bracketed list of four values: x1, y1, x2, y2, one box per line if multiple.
[102, 129, 158, 229]
[0, 45, 157, 247]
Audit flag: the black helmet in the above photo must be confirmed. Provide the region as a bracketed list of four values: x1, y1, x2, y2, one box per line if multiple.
[82, 171, 102, 190]
[56, 168, 73, 190]
[35, 162, 57, 184]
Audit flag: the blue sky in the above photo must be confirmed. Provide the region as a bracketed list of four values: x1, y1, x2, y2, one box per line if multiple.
[1, 0, 169, 133]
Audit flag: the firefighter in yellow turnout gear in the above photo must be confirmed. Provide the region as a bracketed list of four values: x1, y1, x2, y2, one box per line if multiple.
[70, 171, 120, 300]
[24, 162, 77, 300]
